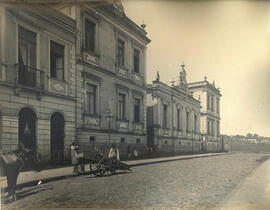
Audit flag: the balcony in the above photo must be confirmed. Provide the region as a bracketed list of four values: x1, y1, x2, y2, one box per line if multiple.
[4, 64, 45, 90]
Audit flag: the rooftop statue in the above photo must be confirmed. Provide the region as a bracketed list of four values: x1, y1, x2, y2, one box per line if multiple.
[156, 71, 160, 81]
[179, 64, 188, 91]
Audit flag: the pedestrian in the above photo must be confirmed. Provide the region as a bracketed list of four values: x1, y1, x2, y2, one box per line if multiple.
[109, 144, 120, 161]
[76, 144, 85, 172]
[127, 145, 131, 160]
[133, 146, 138, 159]
[70, 142, 78, 173]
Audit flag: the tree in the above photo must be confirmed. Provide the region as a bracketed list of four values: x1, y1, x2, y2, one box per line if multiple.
[253, 133, 259, 139]
[246, 133, 253, 138]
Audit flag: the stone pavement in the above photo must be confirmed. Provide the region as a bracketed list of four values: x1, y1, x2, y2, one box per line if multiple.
[221, 156, 270, 210]
[0, 152, 227, 190]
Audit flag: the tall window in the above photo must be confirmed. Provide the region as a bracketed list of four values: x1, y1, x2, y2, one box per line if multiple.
[18, 26, 36, 86]
[177, 109, 181, 130]
[211, 97, 214, 111]
[134, 98, 140, 122]
[118, 93, 126, 120]
[134, 49, 140, 73]
[211, 121, 214, 136]
[19, 26, 36, 68]
[186, 112, 189, 132]
[207, 120, 210, 135]
[117, 39, 125, 66]
[86, 84, 97, 115]
[207, 95, 210, 110]
[50, 41, 64, 80]
[194, 115, 197, 133]
[217, 98, 220, 114]
[163, 104, 168, 128]
[85, 19, 96, 53]
[217, 121, 220, 136]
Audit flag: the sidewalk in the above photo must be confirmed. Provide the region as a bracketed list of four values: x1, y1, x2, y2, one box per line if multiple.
[221, 157, 270, 210]
[0, 152, 227, 191]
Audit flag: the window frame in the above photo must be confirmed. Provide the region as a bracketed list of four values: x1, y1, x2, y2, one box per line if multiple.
[177, 108, 181, 130]
[134, 97, 141, 123]
[133, 48, 140, 73]
[163, 104, 168, 129]
[85, 83, 97, 116]
[186, 111, 189, 133]
[50, 40, 65, 81]
[84, 78, 100, 117]
[84, 17, 96, 53]
[117, 38, 125, 66]
[118, 92, 126, 120]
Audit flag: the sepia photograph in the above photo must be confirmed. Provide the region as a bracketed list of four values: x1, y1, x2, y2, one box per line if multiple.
[0, 0, 270, 209]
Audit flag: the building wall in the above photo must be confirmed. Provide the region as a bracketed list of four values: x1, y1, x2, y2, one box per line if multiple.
[189, 80, 222, 152]
[0, 5, 77, 162]
[71, 4, 150, 158]
[147, 80, 201, 154]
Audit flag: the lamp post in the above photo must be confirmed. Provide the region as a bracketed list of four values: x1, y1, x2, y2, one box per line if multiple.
[106, 108, 113, 147]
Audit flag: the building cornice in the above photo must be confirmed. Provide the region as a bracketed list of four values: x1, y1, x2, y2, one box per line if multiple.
[10, 4, 78, 36]
[188, 80, 222, 97]
[95, 5, 151, 44]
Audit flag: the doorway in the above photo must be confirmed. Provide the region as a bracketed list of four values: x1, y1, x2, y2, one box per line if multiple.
[50, 112, 65, 164]
[18, 107, 37, 152]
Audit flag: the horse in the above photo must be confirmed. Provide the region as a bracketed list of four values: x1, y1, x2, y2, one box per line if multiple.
[0, 145, 41, 202]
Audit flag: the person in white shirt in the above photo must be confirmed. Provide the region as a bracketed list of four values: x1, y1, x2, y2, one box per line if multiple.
[108, 144, 120, 161]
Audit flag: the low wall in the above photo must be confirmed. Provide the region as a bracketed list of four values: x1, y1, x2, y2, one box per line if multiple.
[230, 142, 270, 153]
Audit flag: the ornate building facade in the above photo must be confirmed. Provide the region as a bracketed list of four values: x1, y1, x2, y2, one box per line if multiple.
[0, 4, 77, 163]
[188, 77, 222, 152]
[0, 1, 150, 163]
[56, 2, 151, 158]
[147, 65, 201, 154]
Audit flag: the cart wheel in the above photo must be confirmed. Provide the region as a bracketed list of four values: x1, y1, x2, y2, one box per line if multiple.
[94, 159, 106, 176]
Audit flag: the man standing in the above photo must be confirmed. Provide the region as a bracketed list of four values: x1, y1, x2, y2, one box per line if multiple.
[70, 142, 78, 173]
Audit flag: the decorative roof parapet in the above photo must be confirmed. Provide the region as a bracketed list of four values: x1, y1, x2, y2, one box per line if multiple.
[97, 3, 151, 44]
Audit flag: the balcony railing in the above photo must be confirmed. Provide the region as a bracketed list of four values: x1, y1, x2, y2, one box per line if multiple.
[14, 64, 45, 89]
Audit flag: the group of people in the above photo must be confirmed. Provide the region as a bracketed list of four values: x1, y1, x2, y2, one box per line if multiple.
[127, 145, 139, 160]
[70, 143, 140, 173]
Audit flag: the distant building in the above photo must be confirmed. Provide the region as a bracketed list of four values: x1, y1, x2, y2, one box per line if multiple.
[147, 65, 201, 154]
[188, 77, 222, 152]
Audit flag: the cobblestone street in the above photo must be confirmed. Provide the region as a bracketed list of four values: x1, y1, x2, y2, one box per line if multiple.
[2, 153, 269, 209]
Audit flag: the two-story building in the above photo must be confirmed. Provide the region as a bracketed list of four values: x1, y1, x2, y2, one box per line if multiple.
[56, 2, 151, 158]
[147, 65, 201, 154]
[188, 77, 222, 152]
[0, 4, 77, 164]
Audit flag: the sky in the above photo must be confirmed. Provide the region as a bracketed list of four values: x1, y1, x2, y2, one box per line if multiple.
[123, 0, 270, 137]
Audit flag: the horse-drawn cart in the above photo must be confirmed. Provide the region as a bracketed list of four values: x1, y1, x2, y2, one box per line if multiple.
[78, 152, 131, 176]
